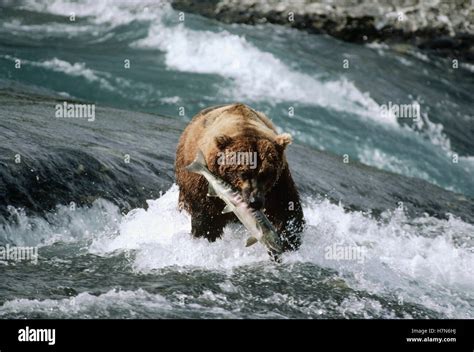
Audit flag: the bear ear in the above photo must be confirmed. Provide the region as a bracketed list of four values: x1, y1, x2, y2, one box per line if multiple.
[215, 135, 232, 149]
[275, 133, 292, 149]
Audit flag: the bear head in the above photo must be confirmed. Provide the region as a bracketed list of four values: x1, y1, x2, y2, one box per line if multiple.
[207, 132, 292, 210]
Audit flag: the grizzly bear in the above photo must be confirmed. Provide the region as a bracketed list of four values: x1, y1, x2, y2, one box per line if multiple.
[175, 103, 304, 251]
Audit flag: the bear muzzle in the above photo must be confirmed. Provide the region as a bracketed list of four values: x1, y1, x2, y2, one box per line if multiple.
[248, 194, 265, 210]
[241, 179, 265, 210]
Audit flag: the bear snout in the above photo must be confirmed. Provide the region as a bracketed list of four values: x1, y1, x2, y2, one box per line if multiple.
[248, 194, 265, 210]
[241, 180, 265, 209]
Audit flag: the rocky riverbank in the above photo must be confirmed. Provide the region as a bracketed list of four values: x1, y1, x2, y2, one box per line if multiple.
[171, 0, 474, 62]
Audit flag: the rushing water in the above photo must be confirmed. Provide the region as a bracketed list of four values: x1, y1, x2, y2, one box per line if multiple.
[0, 0, 473, 319]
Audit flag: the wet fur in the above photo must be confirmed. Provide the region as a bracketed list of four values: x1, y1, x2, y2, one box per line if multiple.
[175, 103, 304, 251]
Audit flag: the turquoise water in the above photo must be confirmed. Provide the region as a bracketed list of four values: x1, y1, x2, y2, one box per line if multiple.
[1, 0, 473, 196]
[0, 0, 473, 319]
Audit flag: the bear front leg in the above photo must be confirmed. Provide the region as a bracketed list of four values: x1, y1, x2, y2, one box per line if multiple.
[191, 213, 227, 242]
[264, 166, 305, 252]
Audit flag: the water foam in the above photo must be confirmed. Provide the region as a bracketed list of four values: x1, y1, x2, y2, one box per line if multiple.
[22, 0, 165, 27]
[19, 0, 391, 126]
[0, 289, 172, 319]
[89, 185, 270, 270]
[40, 58, 113, 89]
[1, 55, 114, 91]
[3, 19, 97, 36]
[0, 199, 120, 247]
[18, 0, 465, 167]
[2, 185, 473, 317]
[129, 3, 470, 169]
[86, 185, 474, 319]
[133, 20, 393, 125]
[2, 54, 159, 98]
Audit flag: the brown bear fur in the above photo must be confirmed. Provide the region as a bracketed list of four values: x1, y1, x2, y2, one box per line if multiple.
[175, 103, 304, 251]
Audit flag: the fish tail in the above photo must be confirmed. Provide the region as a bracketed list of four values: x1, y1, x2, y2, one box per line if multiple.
[185, 149, 208, 173]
